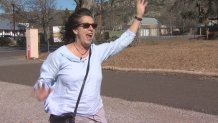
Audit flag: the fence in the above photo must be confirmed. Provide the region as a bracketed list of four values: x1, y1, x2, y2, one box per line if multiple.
[137, 26, 217, 41]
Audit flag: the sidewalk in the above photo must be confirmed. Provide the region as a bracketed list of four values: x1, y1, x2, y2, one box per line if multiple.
[0, 81, 218, 123]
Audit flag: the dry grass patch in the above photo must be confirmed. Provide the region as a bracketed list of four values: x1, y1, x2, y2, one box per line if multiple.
[103, 38, 218, 74]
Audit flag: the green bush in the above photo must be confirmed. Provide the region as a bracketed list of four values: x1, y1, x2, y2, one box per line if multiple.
[0, 37, 11, 46]
[16, 37, 26, 46]
[109, 31, 123, 38]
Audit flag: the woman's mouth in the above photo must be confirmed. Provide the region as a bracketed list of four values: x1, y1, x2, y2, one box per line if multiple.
[86, 33, 93, 40]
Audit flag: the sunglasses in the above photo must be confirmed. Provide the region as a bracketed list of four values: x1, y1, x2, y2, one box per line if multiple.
[78, 23, 98, 29]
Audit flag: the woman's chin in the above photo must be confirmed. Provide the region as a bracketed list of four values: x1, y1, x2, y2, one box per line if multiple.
[84, 41, 92, 48]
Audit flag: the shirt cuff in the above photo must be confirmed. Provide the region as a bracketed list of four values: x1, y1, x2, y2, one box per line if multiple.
[33, 79, 50, 90]
[126, 29, 136, 37]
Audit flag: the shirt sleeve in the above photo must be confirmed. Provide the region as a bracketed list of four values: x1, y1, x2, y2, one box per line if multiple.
[96, 29, 136, 62]
[33, 52, 60, 89]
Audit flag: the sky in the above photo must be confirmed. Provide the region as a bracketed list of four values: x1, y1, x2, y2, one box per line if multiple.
[56, 0, 76, 10]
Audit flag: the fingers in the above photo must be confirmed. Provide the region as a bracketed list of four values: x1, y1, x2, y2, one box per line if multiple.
[135, 0, 148, 9]
[32, 83, 52, 101]
[136, 0, 148, 6]
[144, 1, 148, 6]
[135, 0, 148, 17]
[140, 0, 148, 6]
[136, 0, 146, 5]
[140, 0, 145, 5]
[42, 82, 45, 88]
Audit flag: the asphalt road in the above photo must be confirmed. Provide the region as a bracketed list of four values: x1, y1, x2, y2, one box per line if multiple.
[0, 46, 39, 65]
[0, 46, 218, 118]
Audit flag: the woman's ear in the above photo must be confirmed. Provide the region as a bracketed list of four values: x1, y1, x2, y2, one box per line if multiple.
[73, 29, 78, 35]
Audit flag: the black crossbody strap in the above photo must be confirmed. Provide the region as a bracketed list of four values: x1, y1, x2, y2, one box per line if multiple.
[72, 47, 92, 120]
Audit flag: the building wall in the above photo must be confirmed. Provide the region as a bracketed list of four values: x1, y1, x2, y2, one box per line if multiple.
[139, 25, 159, 37]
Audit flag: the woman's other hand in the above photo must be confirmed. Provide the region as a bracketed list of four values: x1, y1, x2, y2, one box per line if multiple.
[32, 83, 52, 101]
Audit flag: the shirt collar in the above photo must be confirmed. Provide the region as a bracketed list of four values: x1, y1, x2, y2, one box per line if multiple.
[60, 45, 91, 62]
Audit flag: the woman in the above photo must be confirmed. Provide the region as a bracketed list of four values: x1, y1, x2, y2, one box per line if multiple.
[33, 0, 148, 122]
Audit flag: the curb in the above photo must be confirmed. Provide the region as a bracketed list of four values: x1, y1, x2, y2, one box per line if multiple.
[102, 66, 218, 77]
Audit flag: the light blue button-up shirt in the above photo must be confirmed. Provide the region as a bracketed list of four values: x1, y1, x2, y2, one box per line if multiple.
[35, 29, 136, 116]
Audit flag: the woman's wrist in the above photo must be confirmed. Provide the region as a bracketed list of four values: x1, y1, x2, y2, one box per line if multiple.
[135, 14, 143, 18]
[134, 16, 143, 21]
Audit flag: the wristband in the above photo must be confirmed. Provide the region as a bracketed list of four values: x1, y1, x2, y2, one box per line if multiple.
[134, 16, 143, 21]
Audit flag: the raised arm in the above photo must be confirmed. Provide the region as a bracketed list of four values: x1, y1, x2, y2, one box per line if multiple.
[129, 0, 148, 33]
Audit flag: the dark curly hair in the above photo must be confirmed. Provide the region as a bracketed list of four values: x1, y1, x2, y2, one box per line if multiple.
[63, 8, 93, 44]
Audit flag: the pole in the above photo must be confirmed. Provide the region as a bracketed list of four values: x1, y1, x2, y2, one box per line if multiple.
[45, 0, 49, 53]
[99, 0, 102, 40]
[43, 0, 49, 53]
[12, 3, 16, 39]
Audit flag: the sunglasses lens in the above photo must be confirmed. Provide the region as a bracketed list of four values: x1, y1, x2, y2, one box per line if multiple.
[79, 23, 97, 29]
[92, 24, 97, 29]
[82, 24, 91, 28]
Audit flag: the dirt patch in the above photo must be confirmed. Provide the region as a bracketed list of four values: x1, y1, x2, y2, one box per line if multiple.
[103, 38, 218, 74]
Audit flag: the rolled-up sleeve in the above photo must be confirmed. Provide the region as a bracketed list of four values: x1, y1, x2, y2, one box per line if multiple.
[97, 29, 136, 61]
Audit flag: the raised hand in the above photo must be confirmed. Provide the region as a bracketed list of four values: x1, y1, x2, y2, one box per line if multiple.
[129, 0, 148, 33]
[135, 0, 148, 18]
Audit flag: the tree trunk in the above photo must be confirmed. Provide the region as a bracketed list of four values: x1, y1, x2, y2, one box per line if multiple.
[216, 1, 218, 18]
[74, 0, 95, 11]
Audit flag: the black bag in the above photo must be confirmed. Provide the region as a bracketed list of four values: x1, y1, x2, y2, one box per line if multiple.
[49, 113, 75, 123]
[49, 48, 92, 123]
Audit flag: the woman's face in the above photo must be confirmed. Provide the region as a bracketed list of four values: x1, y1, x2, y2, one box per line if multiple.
[73, 15, 97, 48]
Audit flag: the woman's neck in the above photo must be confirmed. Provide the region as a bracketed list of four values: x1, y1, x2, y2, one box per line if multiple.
[74, 41, 89, 51]
[66, 41, 90, 60]
[71, 42, 89, 60]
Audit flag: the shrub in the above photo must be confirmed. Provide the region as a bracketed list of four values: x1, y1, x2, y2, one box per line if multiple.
[16, 37, 26, 47]
[0, 37, 11, 46]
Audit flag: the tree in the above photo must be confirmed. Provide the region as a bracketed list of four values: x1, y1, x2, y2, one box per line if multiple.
[73, 0, 95, 12]
[207, 0, 215, 18]
[29, 0, 57, 52]
[0, 0, 57, 51]
[0, 0, 26, 21]
[106, 0, 135, 30]
[0, 0, 57, 28]
[171, 0, 218, 23]
[216, 1, 218, 18]
[63, 8, 72, 23]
